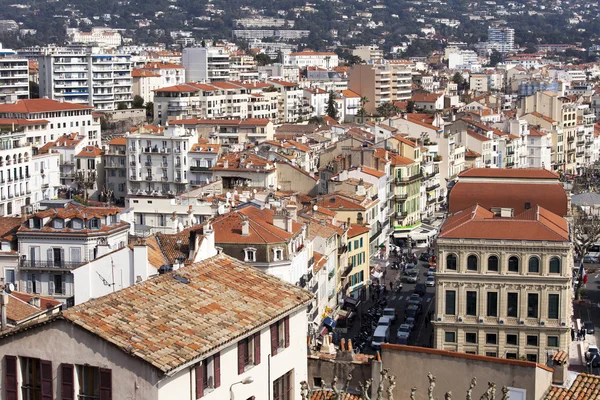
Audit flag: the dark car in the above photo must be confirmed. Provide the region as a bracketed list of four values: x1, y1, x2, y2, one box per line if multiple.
[414, 283, 426, 296]
[585, 321, 595, 335]
[405, 304, 420, 320]
[419, 252, 430, 262]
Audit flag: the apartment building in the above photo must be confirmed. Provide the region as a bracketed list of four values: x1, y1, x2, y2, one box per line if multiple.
[287, 50, 339, 69]
[41, 133, 86, 189]
[344, 224, 370, 299]
[340, 89, 361, 122]
[131, 68, 162, 104]
[434, 168, 571, 361]
[75, 145, 105, 201]
[0, 252, 312, 400]
[0, 47, 29, 103]
[103, 137, 127, 204]
[38, 49, 133, 111]
[126, 124, 199, 198]
[266, 79, 310, 123]
[352, 45, 384, 63]
[211, 152, 277, 189]
[0, 98, 101, 146]
[487, 26, 515, 54]
[0, 124, 36, 216]
[143, 61, 185, 86]
[16, 202, 128, 303]
[66, 27, 122, 48]
[183, 46, 230, 82]
[348, 61, 414, 114]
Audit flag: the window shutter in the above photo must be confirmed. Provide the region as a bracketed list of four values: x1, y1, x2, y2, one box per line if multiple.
[47, 248, 53, 266]
[99, 368, 112, 400]
[5, 355, 17, 400]
[35, 276, 41, 294]
[254, 332, 261, 365]
[26, 274, 32, 293]
[48, 279, 54, 295]
[195, 365, 204, 399]
[62, 278, 67, 297]
[284, 316, 290, 348]
[61, 364, 74, 400]
[60, 248, 65, 266]
[213, 353, 220, 388]
[238, 340, 245, 374]
[270, 324, 278, 356]
[40, 360, 53, 400]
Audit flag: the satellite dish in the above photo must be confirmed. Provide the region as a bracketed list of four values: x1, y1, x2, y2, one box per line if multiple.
[234, 190, 238, 195]
[5, 283, 14, 293]
[313, 205, 318, 212]
[253, 189, 257, 194]
[226, 192, 232, 199]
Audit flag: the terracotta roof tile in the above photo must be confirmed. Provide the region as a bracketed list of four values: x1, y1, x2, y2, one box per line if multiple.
[545, 374, 600, 400]
[108, 137, 127, 146]
[0, 99, 93, 114]
[5, 292, 61, 323]
[63, 253, 313, 373]
[458, 168, 559, 179]
[76, 146, 103, 157]
[311, 391, 360, 400]
[348, 223, 370, 237]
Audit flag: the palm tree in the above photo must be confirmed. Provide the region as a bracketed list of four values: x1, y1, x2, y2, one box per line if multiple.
[357, 96, 370, 122]
[376, 102, 401, 118]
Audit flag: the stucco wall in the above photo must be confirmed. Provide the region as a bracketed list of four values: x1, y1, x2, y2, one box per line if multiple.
[381, 345, 553, 400]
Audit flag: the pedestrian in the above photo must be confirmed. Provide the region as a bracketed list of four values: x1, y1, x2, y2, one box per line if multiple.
[383, 269, 387, 279]
[583, 328, 587, 341]
[571, 327, 576, 341]
[371, 293, 376, 302]
[390, 281, 394, 291]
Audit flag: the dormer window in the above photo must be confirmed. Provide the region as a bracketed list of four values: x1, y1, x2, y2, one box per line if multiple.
[72, 219, 83, 230]
[89, 218, 100, 229]
[273, 248, 284, 261]
[29, 217, 41, 229]
[53, 219, 64, 229]
[244, 247, 257, 262]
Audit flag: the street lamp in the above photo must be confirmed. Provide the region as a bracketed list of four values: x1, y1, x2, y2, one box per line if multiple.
[230, 376, 254, 400]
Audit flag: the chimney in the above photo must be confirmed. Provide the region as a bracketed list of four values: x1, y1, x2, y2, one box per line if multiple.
[286, 212, 293, 233]
[29, 296, 40, 308]
[273, 209, 287, 231]
[133, 238, 149, 281]
[241, 215, 250, 236]
[356, 178, 366, 196]
[1, 291, 7, 330]
[286, 204, 298, 221]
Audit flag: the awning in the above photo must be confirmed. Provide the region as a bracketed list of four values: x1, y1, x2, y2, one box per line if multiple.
[393, 231, 409, 239]
[371, 271, 383, 279]
[324, 317, 336, 328]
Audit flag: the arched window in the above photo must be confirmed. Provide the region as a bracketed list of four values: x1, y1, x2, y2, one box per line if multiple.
[487, 255, 499, 272]
[446, 254, 457, 270]
[508, 256, 519, 272]
[467, 255, 478, 271]
[528, 256, 540, 273]
[549, 257, 561, 274]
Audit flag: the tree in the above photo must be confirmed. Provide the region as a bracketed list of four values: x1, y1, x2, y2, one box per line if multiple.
[308, 116, 324, 125]
[117, 102, 128, 110]
[74, 170, 97, 204]
[29, 81, 39, 99]
[132, 95, 144, 108]
[325, 91, 338, 120]
[376, 102, 401, 118]
[406, 100, 415, 114]
[201, 39, 206, 48]
[357, 96, 370, 122]
[145, 101, 154, 120]
[573, 209, 600, 299]
[523, 45, 538, 54]
[452, 72, 465, 87]
[488, 50, 503, 67]
[255, 53, 271, 66]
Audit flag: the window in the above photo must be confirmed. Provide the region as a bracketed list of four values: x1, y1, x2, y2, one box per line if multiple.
[195, 353, 220, 398]
[486, 333, 497, 344]
[548, 336, 559, 347]
[89, 219, 99, 229]
[445, 331, 456, 342]
[507, 293, 518, 318]
[465, 332, 477, 344]
[506, 353, 517, 359]
[5, 269, 15, 284]
[244, 248, 256, 262]
[486, 352, 497, 357]
[270, 316, 290, 355]
[527, 293, 539, 318]
[527, 335, 538, 346]
[526, 354, 537, 362]
[238, 333, 261, 373]
[486, 255, 499, 272]
[77, 365, 111, 400]
[273, 248, 283, 261]
[273, 370, 292, 400]
[466, 291, 477, 316]
[506, 334, 518, 346]
[21, 357, 42, 399]
[548, 294, 560, 319]
[487, 292, 498, 317]
[467, 255, 478, 271]
[445, 290, 456, 315]
[52, 274, 63, 295]
[528, 256, 540, 273]
[53, 219, 64, 229]
[508, 256, 519, 272]
[446, 254, 457, 270]
[549, 257, 561, 274]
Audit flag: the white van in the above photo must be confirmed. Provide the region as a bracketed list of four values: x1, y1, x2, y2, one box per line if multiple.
[382, 308, 397, 322]
[371, 325, 390, 349]
[377, 316, 393, 327]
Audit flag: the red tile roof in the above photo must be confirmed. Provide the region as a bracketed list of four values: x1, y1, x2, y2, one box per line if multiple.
[0, 99, 93, 114]
[458, 168, 559, 179]
[108, 137, 127, 146]
[76, 146, 103, 157]
[440, 204, 569, 241]
[311, 391, 360, 400]
[545, 373, 600, 400]
[60, 253, 313, 373]
[132, 69, 161, 78]
[348, 224, 370, 238]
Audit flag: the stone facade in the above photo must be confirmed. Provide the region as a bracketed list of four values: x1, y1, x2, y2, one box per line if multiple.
[433, 238, 573, 362]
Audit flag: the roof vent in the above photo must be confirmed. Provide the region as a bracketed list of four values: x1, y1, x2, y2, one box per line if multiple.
[173, 274, 190, 284]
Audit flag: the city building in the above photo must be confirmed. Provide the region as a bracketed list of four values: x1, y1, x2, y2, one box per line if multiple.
[210, 152, 277, 189]
[131, 68, 162, 104]
[352, 45, 384, 63]
[182, 46, 230, 83]
[286, 50, 339, 69]
[38, 48, 133, 111]
[0, 46, 29, 103]
[0, 252, 312, 400]
[487, 26, 515, 54]
[66, 27, 122, 48]
[103, 137, 127, 204]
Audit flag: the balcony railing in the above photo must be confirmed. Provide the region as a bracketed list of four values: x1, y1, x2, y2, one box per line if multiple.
[395, 172, 423, 184]
[20, 259, 81, 269]
[341, 263, 353, 278]
[190, 166, 210, 172]
[338, 244, 348, 254]
[426, 183, 440, 192]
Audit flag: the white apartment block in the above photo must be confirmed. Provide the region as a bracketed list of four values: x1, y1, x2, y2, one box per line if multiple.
[0, 98, 101, 147]
[183, 46, 230, 83]
[143, 61, 185, 86]
[487, 26, 515, 54]
[38, 49, 133, 111]
[0, 47, 29, 103]
[448, 50, 479, 69]
[286, 50, 339, 69]
[266, 79, 310, 122]
[67, 27, 122, 48]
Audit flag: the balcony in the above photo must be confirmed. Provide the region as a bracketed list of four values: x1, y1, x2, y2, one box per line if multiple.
[506, 161, 514, 167]
[145, 175, 153, 181]
[506, 149, 514, 155]
[310, 281, 319, 294]
[130, 176, 137, 181]
[426, 183, 440, 192]
[396, 211, 408, 218]
[20, 259, 81, 270]
[577, 140, 585, 146]
[145, 161, 153, 166]
[338, 244, 348, 254]
[567, 136, 575, 143]
[395, 172, 423, 184]
[341, 263, 353, 278]
[395, 193, 408, 201]
[41, 183, 49, 189]
[161, 176, 169, 182]
[190, 166, 210, 172]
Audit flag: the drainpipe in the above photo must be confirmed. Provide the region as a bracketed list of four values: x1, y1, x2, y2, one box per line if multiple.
[1, 290, 8, 330]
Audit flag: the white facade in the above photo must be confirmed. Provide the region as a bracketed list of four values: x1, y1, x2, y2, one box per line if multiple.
[67, 27, 122, 48]
[487, 26, 515, 54]
[38, 50, 133, 111]
[182, 46, 230, 83]
[287, 51, 339, 69]
[0, 48, 29, 103]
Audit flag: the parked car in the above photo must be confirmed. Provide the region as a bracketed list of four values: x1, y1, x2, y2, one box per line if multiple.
[585, 321, 595, 334]
[427, 266, 436, 276]
[405, 304, 420, 320]
[371, 325, 390, 349]
[405, 316, 416, 330]
[584, 255, 599, 264]
[396, 324, 411, 344]
[377, 316, 393, 328]
[407, 294, 423, 308]
[419, 252, 430, 262]
[414, 283, 426, 296]
[383, 307, 398, 322]
[426, 276, 435, 287]
[587, 345, 600, 367]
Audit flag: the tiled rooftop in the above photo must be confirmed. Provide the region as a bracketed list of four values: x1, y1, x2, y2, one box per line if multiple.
[63, 253, 313, 374]
[546, 374, 600, 400]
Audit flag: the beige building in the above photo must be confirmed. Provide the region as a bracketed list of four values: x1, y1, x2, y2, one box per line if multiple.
[434, 168, 572, 362]
[348, 61, 414, 114]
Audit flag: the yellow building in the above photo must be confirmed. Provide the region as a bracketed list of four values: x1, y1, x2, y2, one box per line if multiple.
[345, 224, 371, 298]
